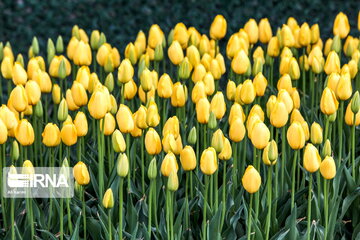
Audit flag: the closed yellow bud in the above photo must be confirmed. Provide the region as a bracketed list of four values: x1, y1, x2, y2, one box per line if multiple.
[65, 89, 79, 111]
[242, 165, 261, 194]
[173, 22, 189, 49]
[102, 188, 114, 209]
[287, 121, 305, 150]
[299, 23, 311, 46]
[211, 129, 224, 153]
[226, 80, 236, 101]
[270, 100, 288, 128]
[320, 156, 336, 179]
[253, 72, 267, 97]
[73, 41, 92, 66]
[158, 73, 173, 98]
[161, 152, 179, 177]
[203, 72, 215, 96]
[12, 62, 27, 85]
[196, 97, 210, 124]
[73, 111, 88, 137]
[100, 113, 116, 136]
[49, 55, 71, 78]
[111, 129, 126, 152]
[229, 117, 246, 142]
[118, 59, 134, 84]
[278, 89, 293, 113]
[180, 145, 196, 171]
[218, 137, 232, 160]
[1, 57, 13, 79]
[135, 105, 148, 129]
[232, 50, 250, 75]
[336, 73, 352, 100]
[117, 153, 129, 177]
[70, 81, 88, 107]
[24, 80, 41, 105]
[333, 12, 350, 39]
[42, 123, 61, 147]
[163, 116, 180, 138]
[267, 37, 280, 57]
[210, 92, 226, 119]
[258, 18, 272, 44]
[124, 80, 137, 100]
[310, 122, 323, 144]
[88, 89, 108, 119]
[289, 57, 300, 80]
[277, 74, 292, 93]
[210, 15, 227, 40]
[146, 100, 160, 127]
[310, 24, 320, 44]
[240, 79, 256, 104]
[168, 41, 184, 65]
[0, 105, 17, 130]
[9, 85, 28, 112]
[250, 122, 270, 149]
[244, 19, 258, 44]
[303, 143, 321, 173]
[22, 160, 34, 175]
[320, 87, 339, 115]
[324, 51, 340, 75]
[171, 82, 186, 107]
[262, 140, 278, 165]
[52, 84, 61, 104]
[15, 119, 34, 146]
[116, 104, 134, 134]
[73, 161, 90, 185]
[345, 100, 360, 126]
[61, 122, 77, 146]
[200, 147, 218, 175]
[281, 25, 295, 47]
[148, 24, 164, 49]
[145, 128, 162, 155]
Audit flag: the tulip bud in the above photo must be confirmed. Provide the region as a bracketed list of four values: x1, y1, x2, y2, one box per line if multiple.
[117, 153, 129, 177]
[187, 127, 197, 145]
[33, 100, 43, 118]
[52, 84, 61, 104]
[333, 12, 350, 39]
[250, 122, 270, 149]
[0, 119, 7, 144]
[210, 92, 226, 119]
[351, 91, 360, 114]
[303, 143, 321, 173]
[226, 80, 236, 101]
[242, 165, 261, 193]
[200, 147, 218, 175]
[61, 122, 77, 146]
[263, 140, 278, 165]
[56, 36, 64, 53]
[178, 57, 192, 79]
[207, 112, 217, 130]
[145, 128, 162, 155]
[73, 161, 90, 186]
[102, 188, 114, 209]
[90, 30, 100, 50]
[267, 36, 280, 57]
[310, 122, 323, 145]
[320, 156, 336, 180]
[111, 129, 126, 153]
[1, 56, 13, 79]
[322, 139, 332, 158]
[161, 152, 179, 177]
[168, 41, 184, 65]
[211, 129, 224, 153]
[88, 89, 108, 120]
[154, 43, 164, 61]
[232, 50, 250, 75]
[180, 145, 196, 171]
[118, 59, 134, 84]
[10, 140, 19, 162]
[58, 98, 68, 122]
[22, 160, 35, 175]
[336, 73, 352, 101]
[320, 87, 339, 115]
[116, 104, 134, 134]
[167, 171, 179, 192]
[42, 123, 61, 147]
[240, 79, 256, 105]
[289, 57, 300, 80]
[210, 15, 227, 40]
[158, 73, 173, 98]
[148, 157, 157, 180]
[259, 18, 272, 44]
[287, 121, 305, 150]
[15, 119, 35, 146]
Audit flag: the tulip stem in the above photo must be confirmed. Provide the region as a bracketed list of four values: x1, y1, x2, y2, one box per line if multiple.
[324, 179, 329, 240]
[166, 189, 170, 240]
[147, 179, 152, 238]
[48, 148, 55, 229]
[82, 186, 87, 240]
[324, 116, 330, 141]
[202, 175, 209, 240]
[119, 177, 124, 239]
[0, 144, 7, 229]
[11, 197, 14, 240]
[281, 127, 286, 196]
[126, 133, 131, 192]
[254, 149, 260, 221]
[352, 114, 356, 180]
[247, 193, 254, 240]
[97, 120, 104, 201]
[231, 142, 237, 195]
[108, 209, 112, 240]
[291, 150, 298, 210]
[60, 198, 64, 240]
[140, 134, 145, 194]
[221, 161, 227, 230]
[185, 171, 189, 232]
[214, 169, 219, 212]
[307, 173, 313, 240]
[190, 170, 194, 199]
[337, 101, 344, 166]
[265, 164, 273, 240]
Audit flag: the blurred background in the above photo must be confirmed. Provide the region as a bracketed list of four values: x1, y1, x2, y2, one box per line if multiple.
[0, 0, 359, 55]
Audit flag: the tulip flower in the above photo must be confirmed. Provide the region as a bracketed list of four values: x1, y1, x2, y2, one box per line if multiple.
[232, 50, 250, 75]
[320, 87, 339, 115]
[210, 92, 226, 119]
[200, 147, 218, 175]
[12, 62, 27, 85]
[116, 104, 134, 134]
[270, 100, 288, 128]
[287, 121, 305, 150]
[161, 152, 179, 177]
[210, 15, 227, 40]
[333, 12, 350, 39]
[61, 122, 78, 146]
[310, 122, 323, 144]
[9, 85, 28, 112]
[158, 73, 173, 98]
[0, 119, 8, 144]
[168, 41, 184, 65]
[180, 145, 196, 171]
[88, 89, 108, 120]
[240, 79, 256, 104]
[259, 18, 272, 44]
[42, 123, 61, 147]
[15, 119, 34, 146]
[145, 128, 162, 155]
[196, 97, 210, 124]
[171, 82, 186, 107]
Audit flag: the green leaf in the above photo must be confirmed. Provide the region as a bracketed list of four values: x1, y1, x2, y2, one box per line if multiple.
[340, 187, 360, 219]
[208, 204, 222, 240]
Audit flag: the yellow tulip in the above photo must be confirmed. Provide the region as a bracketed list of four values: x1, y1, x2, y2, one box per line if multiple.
[49, 55, 71, 78]
[148, 24, 164, 49]
[281, 25, 295, 48]
[267, 37, 280, 57]
[52, 84, 61, 104]
[229, 117, 246, 142]
[226, 80, 236, 101]
[161, 152, 179, 177]
[299, 23, 311, 46]
[32, 69, 52, 93]
[345, 100, 360, 126]
[180, 145, 197, 171]
[210, 92, 226, 119]
[253, 72, 267, 97]
[116, 104, 134, 134]
[242, 165, 261, 194]
[244, 19, 259, 44]
[9, 85, 28, 112]
[210, 15, 227, 40]
[278, 89, 293, 113]
[15, 119, 34, 146]
[12, 62, 27, 85]
[218, 137, 232, 160]
[320, 156, 336, 179]
[117, 153, 129, 177]
[250, 122, 270, 149]
[65, 89, 79, 111]
[231, 50, 250, 75]
[88, 89, 108, 119]
[100, 113, 116, 136]
[324, 51, 340, 75]
[303, 143, 321, 173]
[145, 128, 162, 155]
[173, 22, 189, 49]
[277, 74, 292, 93]
[249, 104, 264, 121]
[42, 123, 61, 147]
[311, 122, 323, 144]
[71, 81, 88, 107]
[124, 80, 138, 100]
[320, 87, 339, 115]
[203, 72, 215, 96]
[287, 121, 305, 150]
[171, 82, 186, 107]
[311, 24, 320, 44]
[0, 119, 8, 144]
[1, 56, 13, 79]
[168, 41, 184, 65]
[262, 140, 278, 165]
[0, 105, 17, 130]
[25, 80, 41, 105]
[158, 73, 173, 98]
[163, 116, 180, 138]
[102, 188, 114, 209]
[196, 97, 210, 124]
[73, 161, 90, 185]
[61, 122, 78, 146]
[146, 100, 160, 127]
[289, 57, 300, 80]
[240, 79, 256, 105]
[259, 18, 272, 44]
[333, 12, 350, 39]
[73, 41, 92, 66]
[336, 73, 352, 101]
[74, 111, 88, 137]
[118, 59, 134, 84]
[200, 147, 218, 175]
[112, 129, 126, 152]
[270, 100, 288, 128]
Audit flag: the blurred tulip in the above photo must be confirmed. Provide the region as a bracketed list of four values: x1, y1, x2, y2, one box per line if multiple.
[210, 15, 227, 40]
[310, 122, 323, 144]
[200, 147, 218, 175]
[333, 12, 350, 39]
[15, 119, 34, 146]
[242, 165, 261, 193]
[303, 143, 321, 173]
[42, 123, 61, 147]
[320, 87, 339, 115]
[287, 121, 305, 150]
[180, 145, 196, 171]
[145, 128, 162, 155]
[161, 152, 179, 177]
[320, 156, 336, 179]
[102, 188, 114, 209]
[61, 122, 77, 146]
